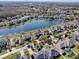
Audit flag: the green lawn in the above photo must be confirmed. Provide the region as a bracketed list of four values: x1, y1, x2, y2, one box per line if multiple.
[3, 52, 20, 59]
[3, 54, 15, 59]
[72, 54, 79, 59]
[72, 47, 79, 54]
[0, 50, 7, 55]
[16, 45, 24, 49]
[58, 56, 64, 59]
[64, 51, 75, 59]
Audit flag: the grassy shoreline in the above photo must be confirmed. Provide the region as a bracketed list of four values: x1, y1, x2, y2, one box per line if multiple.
[0, 20, 74, 39]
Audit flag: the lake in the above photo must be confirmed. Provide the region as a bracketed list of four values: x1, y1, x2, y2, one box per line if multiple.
[0, 19, 65, 37]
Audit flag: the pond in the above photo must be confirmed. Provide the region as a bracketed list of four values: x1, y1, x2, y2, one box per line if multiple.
[0, 19, 65, 37]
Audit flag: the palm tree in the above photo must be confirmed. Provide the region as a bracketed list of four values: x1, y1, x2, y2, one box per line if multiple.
[19, 35, 24, 45]
[24, 49, 32, 59]
[6, 36, 11, 51]
[14, 52, 20, 59]
[40, 35, 47, 41]
[29, 32, 36, 44]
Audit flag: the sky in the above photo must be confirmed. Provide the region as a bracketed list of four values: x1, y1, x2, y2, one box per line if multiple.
[0, 0, 79, 2]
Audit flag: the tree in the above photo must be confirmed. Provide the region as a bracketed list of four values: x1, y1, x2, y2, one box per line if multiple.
[6, 36, 11, 51]
[24, 49, 32, 59]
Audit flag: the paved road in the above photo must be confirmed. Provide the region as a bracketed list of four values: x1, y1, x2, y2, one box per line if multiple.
[0, 46, 27, 59]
